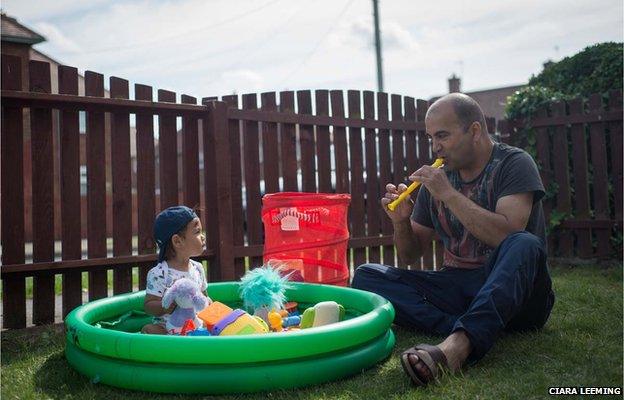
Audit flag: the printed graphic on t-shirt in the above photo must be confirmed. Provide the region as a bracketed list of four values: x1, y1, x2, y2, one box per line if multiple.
[145, 260, 208, 325]
[412, 143, 546, 269]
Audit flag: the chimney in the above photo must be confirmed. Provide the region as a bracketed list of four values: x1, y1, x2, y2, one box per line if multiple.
[448, 74, 461, 93]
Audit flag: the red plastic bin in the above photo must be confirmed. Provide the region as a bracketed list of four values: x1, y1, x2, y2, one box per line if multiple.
[261, 192, 351, 286]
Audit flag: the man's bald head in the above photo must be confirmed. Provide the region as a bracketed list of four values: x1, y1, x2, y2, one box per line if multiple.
[427, 93, 488, 134]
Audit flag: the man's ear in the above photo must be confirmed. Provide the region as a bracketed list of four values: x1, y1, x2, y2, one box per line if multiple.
[470, 121, 483, 142]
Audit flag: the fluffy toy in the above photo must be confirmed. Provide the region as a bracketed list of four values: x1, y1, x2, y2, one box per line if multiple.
[239, 264, 290, 324]
[162, 278, 210, 334]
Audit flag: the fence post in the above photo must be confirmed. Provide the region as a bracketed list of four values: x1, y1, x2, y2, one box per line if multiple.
[588, 94, 611, 258]
[204, 101, 235, 281]
[135, 84, 157, 288]
[1, 54, 26, 328]
[551, 101, 573, 256]
[59, 65, 83, 317]
[30, 60, 55, 325]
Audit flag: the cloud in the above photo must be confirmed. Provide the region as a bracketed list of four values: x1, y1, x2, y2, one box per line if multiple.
[31, 22, 82, 53]
[383, 22, 419, 51]
[212, 69, 264, 95]
[5, 0, 620, 100]
[2, 0, 111, 21]
[329, 16, 419, 52]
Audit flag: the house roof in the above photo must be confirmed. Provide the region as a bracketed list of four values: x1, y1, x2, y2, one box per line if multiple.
[429, 83, 526, 104]
[1, 13, 45, 45]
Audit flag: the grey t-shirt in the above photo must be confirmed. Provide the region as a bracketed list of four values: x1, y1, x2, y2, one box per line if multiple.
[412, 142, 546, 269]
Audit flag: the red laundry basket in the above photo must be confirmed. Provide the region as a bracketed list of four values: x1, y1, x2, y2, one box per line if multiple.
[261, 192, 351, 286]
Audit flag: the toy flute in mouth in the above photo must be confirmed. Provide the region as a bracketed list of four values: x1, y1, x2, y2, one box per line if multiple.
[387, 158, 445, 211]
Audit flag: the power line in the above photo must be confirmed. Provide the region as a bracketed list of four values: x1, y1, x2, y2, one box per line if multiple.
[55, 0, 284, 55]
[198, 1, 307, 91]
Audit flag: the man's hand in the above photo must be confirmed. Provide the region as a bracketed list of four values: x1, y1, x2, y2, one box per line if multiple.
[382, 183, 414, 222]
[410, 165, 457, 203]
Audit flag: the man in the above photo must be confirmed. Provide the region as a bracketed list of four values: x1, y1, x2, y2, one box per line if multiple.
[351, 93, 555, 386]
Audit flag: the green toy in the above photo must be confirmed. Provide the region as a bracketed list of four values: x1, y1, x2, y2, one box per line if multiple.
[300, 301, 345, 329]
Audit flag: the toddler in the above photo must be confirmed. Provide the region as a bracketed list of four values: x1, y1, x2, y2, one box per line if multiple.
[142, 206, 209, 334]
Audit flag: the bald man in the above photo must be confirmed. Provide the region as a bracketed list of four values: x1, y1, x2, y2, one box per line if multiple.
[351, 93, 555, 386]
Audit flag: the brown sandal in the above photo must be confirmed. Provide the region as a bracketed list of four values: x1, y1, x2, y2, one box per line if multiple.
[400, 344, 449, 386]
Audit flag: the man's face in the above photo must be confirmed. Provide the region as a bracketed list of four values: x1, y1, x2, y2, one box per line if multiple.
[424, 105, 474, 171]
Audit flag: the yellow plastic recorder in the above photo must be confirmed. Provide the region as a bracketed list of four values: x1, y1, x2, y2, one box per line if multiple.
[387, 158, 445, 211]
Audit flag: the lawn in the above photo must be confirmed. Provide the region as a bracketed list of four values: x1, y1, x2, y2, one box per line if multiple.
[1, 263, 622, 400]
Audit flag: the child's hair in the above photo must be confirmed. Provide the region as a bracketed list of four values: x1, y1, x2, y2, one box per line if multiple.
[163, 225, 187, 261]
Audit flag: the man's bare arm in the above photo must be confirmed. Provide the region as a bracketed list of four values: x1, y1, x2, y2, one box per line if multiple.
[442, 191, 533, 247]
[411, 165, 534, 248]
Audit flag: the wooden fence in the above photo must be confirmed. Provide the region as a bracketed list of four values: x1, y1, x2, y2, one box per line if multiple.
[499, 92, 623, 259]
[1, 55, 622, 329]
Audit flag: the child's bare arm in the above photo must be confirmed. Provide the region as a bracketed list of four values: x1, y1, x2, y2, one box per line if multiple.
[144, 293, 175, 316]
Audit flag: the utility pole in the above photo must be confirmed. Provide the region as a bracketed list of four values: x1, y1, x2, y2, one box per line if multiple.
[373, 0, 384, 92]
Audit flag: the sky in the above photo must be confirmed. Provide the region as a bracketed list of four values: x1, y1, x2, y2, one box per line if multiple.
[3, 0, 623, 100]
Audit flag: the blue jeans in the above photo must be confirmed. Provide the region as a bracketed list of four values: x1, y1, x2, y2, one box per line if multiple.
[351, 232, 555, 363]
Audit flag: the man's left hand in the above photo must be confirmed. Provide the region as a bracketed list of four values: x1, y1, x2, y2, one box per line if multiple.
[410, 166, 457, 202]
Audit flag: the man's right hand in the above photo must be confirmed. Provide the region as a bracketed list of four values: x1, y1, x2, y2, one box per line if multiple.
[381, 183, 414, 222]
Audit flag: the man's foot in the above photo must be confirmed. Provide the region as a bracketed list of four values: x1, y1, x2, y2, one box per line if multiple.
[400, 330, 472, 386]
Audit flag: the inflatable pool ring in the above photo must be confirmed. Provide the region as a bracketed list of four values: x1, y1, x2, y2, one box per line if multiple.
[65, 282, 395, 394]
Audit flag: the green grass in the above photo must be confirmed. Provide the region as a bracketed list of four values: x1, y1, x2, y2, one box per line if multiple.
[1, 264, 622, 400]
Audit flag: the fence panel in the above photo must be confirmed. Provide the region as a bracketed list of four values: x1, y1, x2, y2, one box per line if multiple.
[85, 71, 108, 300]
[551, 101, 573, 256]
[404, 97, 418, 183]
[348, 90, 366, 267]
[297, 90, 316, 193]
[416, 99, 435, 269]
[110, 77, 133, 294]
[363, 91, 381, 264]
[204, 101, 235, 280]
[30, 60, 55, 325]
[181, 94, 200, 209]
[315, 90, 332, 193]
[261, 92, 280, 195]
[222, 95, 245, 279]
[1, 54, 26, 328]
[608, 90, 623, 224]
[135, 84, 157, 288]
[376, 92, 395, 266]
[330, 91, 349, 194]
[588, 94, 611, 258]
[158, 89, 178, 209]
[279, 91, 298, 191]
[533, 105, 555, 255]
[58, 65, 82, 316]
[391, 94, 407, 186]
[568, 98, 592, 257]
[242, 94, 263, 268]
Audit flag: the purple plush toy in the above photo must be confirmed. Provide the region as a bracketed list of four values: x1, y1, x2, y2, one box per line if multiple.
[161, 278, 210, 334]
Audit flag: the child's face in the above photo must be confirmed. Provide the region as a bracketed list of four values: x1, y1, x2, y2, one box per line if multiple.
[175, 218, 205, 257]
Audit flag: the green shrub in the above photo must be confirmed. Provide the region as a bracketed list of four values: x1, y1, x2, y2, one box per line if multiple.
[505, 42, 623, 119]
[528, 42, 623, 98]
[505, 86, 570, 120]
[503, 42, 623, 255]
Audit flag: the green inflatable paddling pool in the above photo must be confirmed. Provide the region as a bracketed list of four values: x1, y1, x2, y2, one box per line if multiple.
[65, 282, 395, 394]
